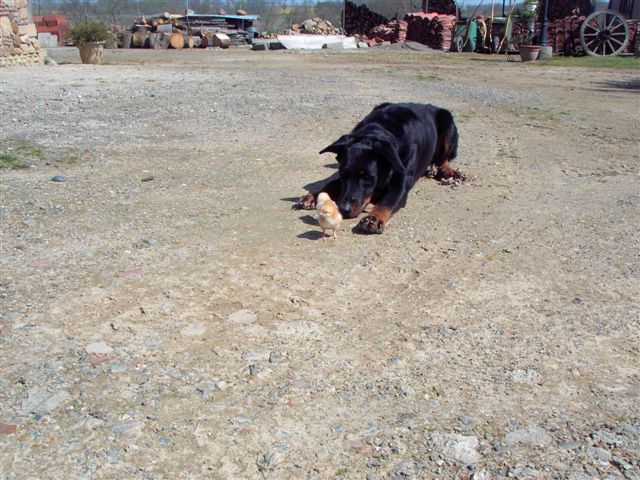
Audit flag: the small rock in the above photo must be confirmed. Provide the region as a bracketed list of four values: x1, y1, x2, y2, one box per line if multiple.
[249, 363, 262, 376]
[0, 424, 18, 435]
[586, 446, 611, 462]
[85, 342, 113, 355]
[257, 443, 291, 470]
[430, 432, 480, 465]
[227, 309, 257, 324]
[269, 351, 286, 363]
[20, 387, 70, 415]
[51, 175, 68, 182]
[460, 416, 480, 426]
[344, 434, 367, 451]
[591, 430, 625, 447]
[504, 426, 552, 448]
[512, 465, 539, 478]
[561, 442, 583, 450]
[180, 324, 206, 336]
[142, 238, 157, 246]
[472, 469, 491, 480]
[393, 459, 415, 478]
[583, 465, 599, 477]
[112, 420, 145, 438]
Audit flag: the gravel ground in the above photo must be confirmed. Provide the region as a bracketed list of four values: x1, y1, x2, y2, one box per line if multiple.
[1, 47, 639, 479]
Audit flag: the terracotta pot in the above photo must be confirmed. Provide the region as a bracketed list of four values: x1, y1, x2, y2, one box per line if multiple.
[78, 42, 104, 64]
[519, 44, 541, 62]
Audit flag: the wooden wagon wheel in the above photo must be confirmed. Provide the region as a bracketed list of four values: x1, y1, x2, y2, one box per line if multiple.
[580, 10, 629, 56]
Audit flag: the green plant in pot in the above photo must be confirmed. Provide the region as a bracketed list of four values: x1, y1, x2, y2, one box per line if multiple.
[68, 21, 111, 64]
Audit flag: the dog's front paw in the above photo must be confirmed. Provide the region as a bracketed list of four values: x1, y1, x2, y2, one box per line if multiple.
[293, 194, 316, 210]
[358, 215, 385, 234]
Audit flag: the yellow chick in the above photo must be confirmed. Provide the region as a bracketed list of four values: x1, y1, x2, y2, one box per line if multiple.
[316, 192, 343, 241]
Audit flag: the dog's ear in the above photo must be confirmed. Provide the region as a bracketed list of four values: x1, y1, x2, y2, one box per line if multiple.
[319, 134, 352, 155]
[374, 139, 406, 175]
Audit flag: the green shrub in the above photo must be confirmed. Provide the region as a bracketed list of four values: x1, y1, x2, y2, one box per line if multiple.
[68, 21, 111, 46]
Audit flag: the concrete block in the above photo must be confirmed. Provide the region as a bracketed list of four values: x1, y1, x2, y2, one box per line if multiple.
[38, 32, 57, 48]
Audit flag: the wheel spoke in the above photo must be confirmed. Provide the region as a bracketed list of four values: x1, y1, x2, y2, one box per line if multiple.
[584, 23, 600, 33]
[605, 40, 614, 55]
[608, 22, 626, 33]
[609, 37, 624, 47]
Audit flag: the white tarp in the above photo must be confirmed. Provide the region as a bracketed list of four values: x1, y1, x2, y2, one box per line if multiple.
[276, 34, 358, 50]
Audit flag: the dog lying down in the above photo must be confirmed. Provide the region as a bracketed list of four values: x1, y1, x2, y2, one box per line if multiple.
[294, 102, 465, 234]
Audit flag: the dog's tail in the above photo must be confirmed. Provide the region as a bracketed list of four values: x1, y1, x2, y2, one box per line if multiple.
[434, 109, 459, 165]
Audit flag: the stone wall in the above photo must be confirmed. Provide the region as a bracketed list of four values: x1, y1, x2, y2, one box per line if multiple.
[0, 0, 44, 67]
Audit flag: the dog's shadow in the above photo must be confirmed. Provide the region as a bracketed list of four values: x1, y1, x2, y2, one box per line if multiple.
[280, 172, 340, 207]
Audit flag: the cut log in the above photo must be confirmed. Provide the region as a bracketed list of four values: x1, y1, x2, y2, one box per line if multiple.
[156, 24, 172, 33]
[120, 32, 133, 48]
[132, 30, 150, 48]
[212, 32, 230, 48]
[169, 32, 185, 49]
[191, 36, 202, 48]
[148, 32, 162, 49]
[160, 32, 173, 49]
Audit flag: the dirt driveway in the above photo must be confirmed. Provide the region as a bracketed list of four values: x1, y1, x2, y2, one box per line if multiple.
[1, 47, 639, 479]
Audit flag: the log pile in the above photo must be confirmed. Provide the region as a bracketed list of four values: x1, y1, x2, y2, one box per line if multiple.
[345, 1, 388, 36]
[124, 11, 254, 49]
[290, 17, 342, 35]
[368, 20, 408, 44]
[405, 13, 457, 50]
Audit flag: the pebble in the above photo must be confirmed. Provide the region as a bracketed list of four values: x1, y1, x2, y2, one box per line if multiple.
[583, 465, 599, 477]
[472, 470, 491, 480]
[591, 430, 625, 447]
[561, 442, 583, 450]
[429, 432, 480, 465]
[180, 324, 206, 336]
[586, 446, 611, 462]
[512, 465, 539, 478]
[51, 175, 68, 182]
[269, 351, 286, 363]
[112, 420, 145, 438]
[504, 426, 552, 448]
[393, 459, 415, 478]
[142, 238, 157, 246]
[85, 342, 113, 355]
[460, 415, 480, 426]
[227, 309, 257, 324]
[19, 387, 70, 415]
[257, 443, 292, 470]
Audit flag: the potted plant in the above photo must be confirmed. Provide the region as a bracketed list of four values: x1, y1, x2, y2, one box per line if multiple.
[517, 34, 541, 61]
[68, 21, 111, 64]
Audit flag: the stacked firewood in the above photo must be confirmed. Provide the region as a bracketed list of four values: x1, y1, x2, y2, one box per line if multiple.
[290, 17, 342, 35]
[368, 20, 408, 44]
[124, 11, 249, 49]
[345, 1, 388, 36]
[405, 13, 457, 50]
[426, 0, 458, 16]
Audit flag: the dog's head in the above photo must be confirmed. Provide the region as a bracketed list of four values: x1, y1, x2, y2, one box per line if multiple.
[320, 134, 405, 218]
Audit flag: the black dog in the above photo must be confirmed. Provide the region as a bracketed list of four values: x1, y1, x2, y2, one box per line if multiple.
[294, 102, 463, 234]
